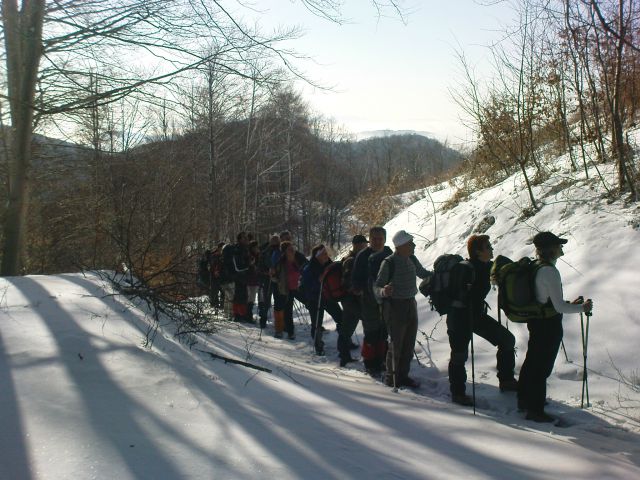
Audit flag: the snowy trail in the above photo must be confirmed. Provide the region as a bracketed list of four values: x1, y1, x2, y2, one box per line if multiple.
[1, 274, 639, 479]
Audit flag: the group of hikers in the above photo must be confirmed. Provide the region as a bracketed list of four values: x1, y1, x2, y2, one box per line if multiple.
[197, 227, 593, 423]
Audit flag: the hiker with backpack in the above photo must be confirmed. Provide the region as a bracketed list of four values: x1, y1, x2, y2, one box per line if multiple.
[374, 230, 431, 389]
[446, 235, 518, 407]
[301, 244, 343, 355]
[209, 242, 225, 310]
[273, 241, 307, 339]
[258, 235, 281, 329]
[196, 249, 213, 295]
[352, 226, 392, 376]
[226, 232, 252, 323]
[246, 240, 262, 323]
[337, 234, 369, 367]
[515, 231, 593, 423]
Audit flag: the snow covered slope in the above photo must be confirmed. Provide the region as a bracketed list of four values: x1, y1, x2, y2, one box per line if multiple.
[1, 156, 640, 479]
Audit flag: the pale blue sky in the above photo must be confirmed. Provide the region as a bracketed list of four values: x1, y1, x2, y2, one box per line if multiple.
[243, 1, 516, 147]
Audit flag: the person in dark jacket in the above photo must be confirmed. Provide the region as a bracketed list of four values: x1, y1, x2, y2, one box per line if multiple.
[230, 232, 252, 323]
[302, 244, 343, 355]
[446, 235, 518, 406]
[209, 242, 225, 310]
[258, 235, 280, 329]
[351, 226, 391, 376]
[274, 241, 307, 339]
[518, 231, 593, 422]
[337, 234, 369, 366]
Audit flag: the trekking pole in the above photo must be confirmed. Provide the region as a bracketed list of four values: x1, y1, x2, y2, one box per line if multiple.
[581, 309, 592, 408]
[385, 302, 398, 393]
[313, 280, 324, 353]
[470, 328, 476, 415]
[469, 302, 476, 415]
[560, 339, 570, 363]
[413, 349, 423, 367]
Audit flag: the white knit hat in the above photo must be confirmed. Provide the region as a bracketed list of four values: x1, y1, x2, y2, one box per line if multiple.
[392, 230, 413, 247]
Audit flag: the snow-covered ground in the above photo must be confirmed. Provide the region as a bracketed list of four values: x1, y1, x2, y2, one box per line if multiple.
[1, 156, 640, 479]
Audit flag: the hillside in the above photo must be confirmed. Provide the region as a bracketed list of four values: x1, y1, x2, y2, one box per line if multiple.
[1, 150, 639, 479]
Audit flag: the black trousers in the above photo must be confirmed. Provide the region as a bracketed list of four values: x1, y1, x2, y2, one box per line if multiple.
[258, 278, 277, 327]
[307, 299, 343, 349]
[337, 295, 361, 359]
[283, 290, 306, 336]
[518, 314, 563, 413]
[447, 307, 516, 396]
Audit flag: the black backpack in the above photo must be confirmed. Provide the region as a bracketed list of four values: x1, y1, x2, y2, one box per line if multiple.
[419, 254, 472, 315]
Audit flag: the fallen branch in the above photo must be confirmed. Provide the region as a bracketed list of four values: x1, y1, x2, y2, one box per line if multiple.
[196, 349, 272, 373]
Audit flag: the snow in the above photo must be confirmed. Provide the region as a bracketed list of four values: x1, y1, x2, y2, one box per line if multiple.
[2, 157, 640, 479]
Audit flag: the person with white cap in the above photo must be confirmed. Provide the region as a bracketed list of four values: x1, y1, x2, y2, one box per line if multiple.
[518, 231, 593, 422]
[374, 230, 431, 388]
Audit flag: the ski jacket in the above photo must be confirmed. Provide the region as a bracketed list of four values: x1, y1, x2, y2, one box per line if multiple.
[351, 246, 375, 292]
[275, 255, 306, 296]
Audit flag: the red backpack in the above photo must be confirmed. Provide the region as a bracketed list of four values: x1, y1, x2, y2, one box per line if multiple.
[322, 262, 347, 301]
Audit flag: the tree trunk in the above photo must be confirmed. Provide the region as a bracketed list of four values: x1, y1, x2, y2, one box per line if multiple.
[1, 0, 46, 275]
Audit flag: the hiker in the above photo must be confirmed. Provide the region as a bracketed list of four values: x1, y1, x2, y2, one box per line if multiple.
[518, 231, 593, 422]
[258, 235, 281, 329]
[274, 241, 307, 339]
[301, 244, 343, 355]
[374, 230, 430, 388]
[337, 234, 369, 366]
[210, 242, 225, 309]
[246, 240, 262, 323]
[230, 232, 251, 322]
[446, 235, 518, 406]
[352, 226, 392, 376]
[196, 249, 213, 295]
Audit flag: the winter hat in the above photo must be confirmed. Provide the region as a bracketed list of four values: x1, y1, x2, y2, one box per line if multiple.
[392, 230, 413, 247]
[351, 234, 368, 245]
[532, 231, 568, 248]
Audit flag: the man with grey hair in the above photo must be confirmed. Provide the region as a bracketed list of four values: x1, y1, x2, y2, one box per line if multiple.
[375, 230, 431, 388]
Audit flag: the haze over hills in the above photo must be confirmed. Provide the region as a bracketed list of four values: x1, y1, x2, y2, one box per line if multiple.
[353, 129, 435, 141]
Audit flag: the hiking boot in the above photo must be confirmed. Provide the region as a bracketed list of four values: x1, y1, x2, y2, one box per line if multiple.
[452, 394, 474, 407]
[499, 378, 518, 392]
[384, 375, 396, 387]
[274, 331, 283, 339]
[399, 377, 421, 389]
[366, 367, 383, 379]
[339, 356, 357, 367]
[525, 411, 555, 423]
[517, 398, 527, 411]
[287, 333, 296, 340]
[315, 348, 325, 356]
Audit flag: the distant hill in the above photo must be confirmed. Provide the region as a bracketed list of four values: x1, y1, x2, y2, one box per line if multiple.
[328, 133, 463, 185]
[353, 129, 435, 141]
